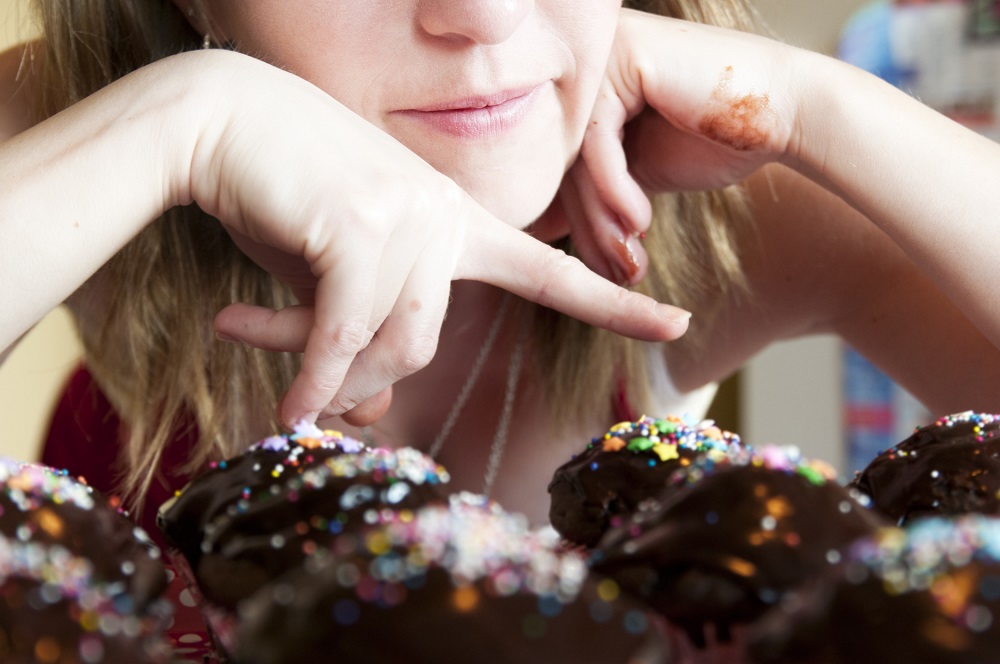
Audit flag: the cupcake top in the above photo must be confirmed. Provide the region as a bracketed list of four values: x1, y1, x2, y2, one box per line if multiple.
[0, 458, 99, 512]
[0, 534, 173, 663]
[582, 415, 744, 464]
[0, 458, 167, 611]
[199, 444, 451, 560]
[851, 411, 1000, 524]
[0, 535, 99, 601]
[248, 420, 367, 456]
[235, 493, 657, 664]
[548, 415, 746, 547]
[158, 421, 368, 565]
[591, 445, 884, 647]
[668, 443, 839, 489]
[751, 515, 1000, 664]
[845, 515, 1000, 596]
[172, 441, 451, 610]
[205, 443, 451, 528]
[331, 492, 581, 593]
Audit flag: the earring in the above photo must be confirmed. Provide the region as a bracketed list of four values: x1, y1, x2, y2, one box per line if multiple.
[202, 33, 212, 49]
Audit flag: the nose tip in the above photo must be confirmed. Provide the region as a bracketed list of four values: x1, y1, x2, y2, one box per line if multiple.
[417, 0, 533, 46]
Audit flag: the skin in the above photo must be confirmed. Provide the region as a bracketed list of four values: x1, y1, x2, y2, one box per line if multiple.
[3, 3, 1000, 521]
[190, 0, 645, 511]
[198, 0, 620, 228]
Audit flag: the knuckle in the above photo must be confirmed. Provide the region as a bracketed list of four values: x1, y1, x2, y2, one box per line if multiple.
[298, 368, 343, 399]
[532, 248, 580, 305]
[394, 333, 438, 377]
[319, 396, 357, 419]
[326, 320, 372, 355]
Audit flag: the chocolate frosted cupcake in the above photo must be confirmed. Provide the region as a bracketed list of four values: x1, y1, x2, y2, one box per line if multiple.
[548, 415, 746, 547]
[191, 444, 451, 609]
[0, 535, 173, 663]
[0, 458, 167, 613]
[590, 446, 886, 648]
[158, 421, 364, 571]
[235, 493, 661, 664]
[751, 515, 1000, 664]
[851, 412, 1000, 524]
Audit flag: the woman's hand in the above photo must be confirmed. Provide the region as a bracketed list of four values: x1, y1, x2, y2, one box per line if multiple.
[562, 9, 805, 284]
[183, 50, 691, 427]
[563, 7, 1000, 407]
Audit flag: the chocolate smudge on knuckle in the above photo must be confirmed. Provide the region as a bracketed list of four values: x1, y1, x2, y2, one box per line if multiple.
[698, 66, 772, 152]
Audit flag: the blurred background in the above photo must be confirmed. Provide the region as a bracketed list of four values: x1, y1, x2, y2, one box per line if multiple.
[2, 0, 996, 475]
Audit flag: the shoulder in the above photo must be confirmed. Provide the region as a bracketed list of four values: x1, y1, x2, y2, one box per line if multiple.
[0, 42, 41, 142]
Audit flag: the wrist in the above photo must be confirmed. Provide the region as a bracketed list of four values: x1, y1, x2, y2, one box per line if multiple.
[142, 49, 241, 213]
[781, 52, 892, 188]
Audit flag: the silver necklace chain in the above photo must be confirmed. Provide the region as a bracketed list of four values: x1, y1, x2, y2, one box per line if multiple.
[428, 293, 513, 459]
[481, 315, 529, 496]
[362, 292, 525, 496]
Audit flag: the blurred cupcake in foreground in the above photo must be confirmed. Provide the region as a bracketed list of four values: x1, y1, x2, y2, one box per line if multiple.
[751, 515, 1000, 664]
[235, 493, 663, 664]
[590, 445, 886, 649]
[0, 458, 167, 612]
[0, 535, 173, 663]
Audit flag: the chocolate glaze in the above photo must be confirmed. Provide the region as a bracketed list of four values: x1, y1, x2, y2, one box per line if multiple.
[157, 426, 358, 570]
[234, 495, 661, 664]
[751, 516, 1000, 664]
[548, 416, 745, 547]
[0, 460, 167, 612]
[0, 536, 173, 664]
[697, 65, 772, 151]
[192, 447, 450, 609]
[590, 447, 886, 647]
[851, 412, 1000, 524]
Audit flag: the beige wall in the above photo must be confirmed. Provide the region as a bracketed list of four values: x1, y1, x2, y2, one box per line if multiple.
[757, 0, 873, 53]
[739, 0, 872, 473]
[0, 0, 874, 462]
[0, 0, 28, 49]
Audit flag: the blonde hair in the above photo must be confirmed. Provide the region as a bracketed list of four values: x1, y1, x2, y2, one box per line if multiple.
[28, 0, 757, 510]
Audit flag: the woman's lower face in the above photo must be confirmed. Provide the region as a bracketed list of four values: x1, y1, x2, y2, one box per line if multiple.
[197, 0, 625, 225]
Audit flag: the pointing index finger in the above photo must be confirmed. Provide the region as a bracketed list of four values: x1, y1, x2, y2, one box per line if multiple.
[459, 214, 691, 342]
[280, 259, 377, 426]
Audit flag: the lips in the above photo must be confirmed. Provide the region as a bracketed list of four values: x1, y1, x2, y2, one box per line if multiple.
[394, 83, 544, 139]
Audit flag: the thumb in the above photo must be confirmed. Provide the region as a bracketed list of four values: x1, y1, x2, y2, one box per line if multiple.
[340, 386, 394, 428]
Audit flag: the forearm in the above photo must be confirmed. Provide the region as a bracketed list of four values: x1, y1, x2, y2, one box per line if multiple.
[0, 53, 201, 355]
[792, 54, 1000, 344]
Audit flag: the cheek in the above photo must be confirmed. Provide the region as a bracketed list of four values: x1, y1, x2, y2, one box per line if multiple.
[557, 5, 623, 138]
[409, 6, 622, 227]
[206, 1, 382, 104]
[206, 1, 623, 226]
[487, 5, 620, 221]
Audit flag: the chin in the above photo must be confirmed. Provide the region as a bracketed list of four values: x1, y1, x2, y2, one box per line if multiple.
[453, 165, 565, 230]
[480, 189, 558, 229]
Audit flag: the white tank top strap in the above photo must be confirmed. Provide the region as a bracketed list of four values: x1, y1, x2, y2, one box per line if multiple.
[645, 343, 719, 421]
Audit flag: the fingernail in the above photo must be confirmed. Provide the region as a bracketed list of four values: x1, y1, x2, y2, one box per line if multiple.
[216, 331, 239, 344]
[611, 231, 643, 282]
[661, 307, 693, 324]
[278, 397, 318, 429]
[609, 262, 629, 287]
